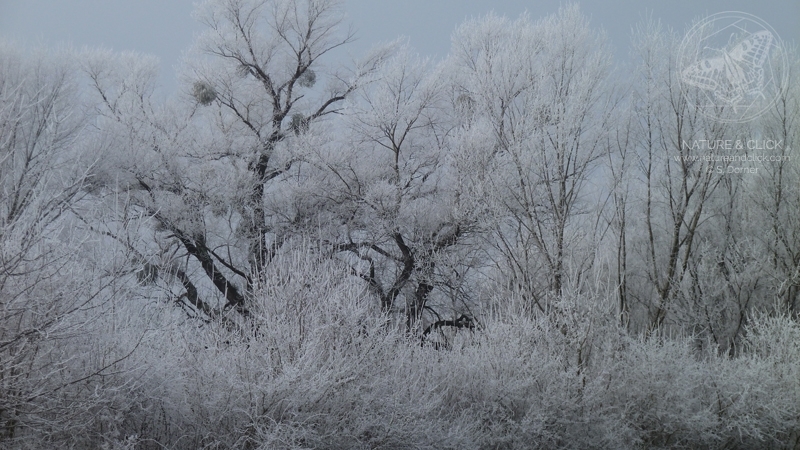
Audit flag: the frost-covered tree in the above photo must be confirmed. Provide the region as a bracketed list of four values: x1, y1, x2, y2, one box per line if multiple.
[620, 19, 728, 334]
[750, 55, 800, 316]
[84, 0, 389, 320]
[306, 46, 486, 330]
[448, 6, 616, 311]
[0, 42, 145, 447]
[616, 19, 800, 351]
[0, 41, 85, 441]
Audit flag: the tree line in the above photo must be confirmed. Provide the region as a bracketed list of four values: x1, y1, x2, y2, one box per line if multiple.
[2, 1, 800, 448]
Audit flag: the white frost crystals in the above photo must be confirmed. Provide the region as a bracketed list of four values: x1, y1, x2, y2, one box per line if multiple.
[2, 2, 800, 448]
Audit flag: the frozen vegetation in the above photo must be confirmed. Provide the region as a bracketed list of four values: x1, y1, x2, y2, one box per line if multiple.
[1, 1, 799, 448]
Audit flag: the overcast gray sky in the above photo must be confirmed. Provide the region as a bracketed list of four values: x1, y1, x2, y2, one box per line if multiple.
[1, 0, 798, 94]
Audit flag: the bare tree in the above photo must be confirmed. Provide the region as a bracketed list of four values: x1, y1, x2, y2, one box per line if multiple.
[449, 6, 615, 310]
[84, 0, 389, 320]
[752, 55, 800, 317]
[310, 47, 480, 330]
[0, 42, 143, 446]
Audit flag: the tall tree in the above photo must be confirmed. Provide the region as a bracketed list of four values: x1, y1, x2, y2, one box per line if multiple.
[448, 6, 616, 310]
[85, 0, 388, 319]
[308, 47, 483, 329]
[0, 42, 140, 445]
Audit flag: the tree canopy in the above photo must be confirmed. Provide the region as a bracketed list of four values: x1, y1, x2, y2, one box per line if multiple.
[2, 2, 800, 448]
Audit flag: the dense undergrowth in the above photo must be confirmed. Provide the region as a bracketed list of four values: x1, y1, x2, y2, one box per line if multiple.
[4, 251, 800, 450]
